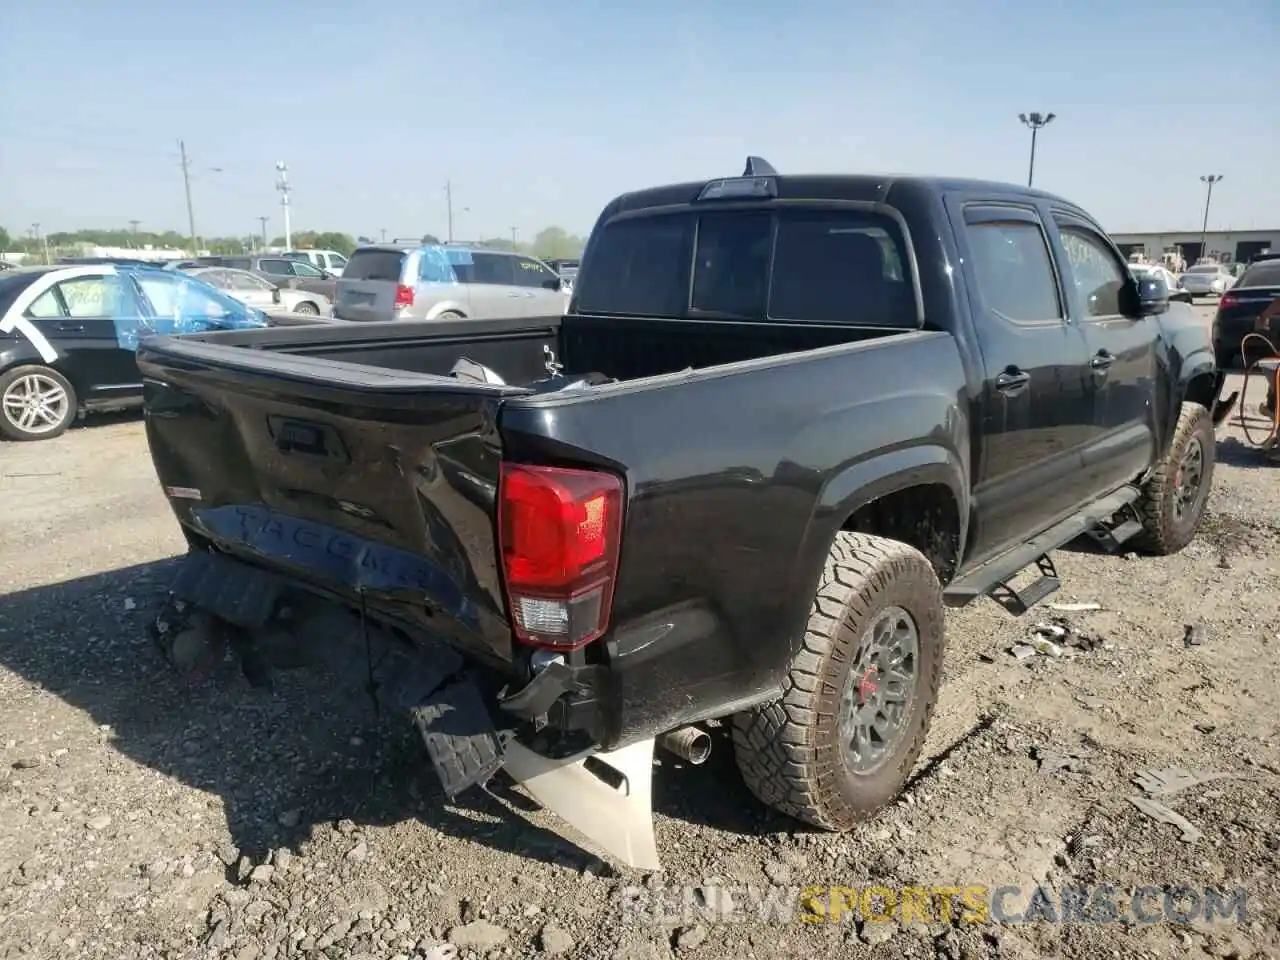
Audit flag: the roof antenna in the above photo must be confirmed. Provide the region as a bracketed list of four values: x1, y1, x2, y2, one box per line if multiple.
[742, 156, 778, 177]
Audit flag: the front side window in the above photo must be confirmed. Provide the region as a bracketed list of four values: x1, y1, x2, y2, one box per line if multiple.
[1058, 226, 1127, 317]
[291, 261, 325, 278]
[964, 221, 1063, 323]
[511, 256, 558, 288]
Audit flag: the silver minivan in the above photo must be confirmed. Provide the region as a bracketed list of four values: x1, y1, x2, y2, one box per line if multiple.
[334, 243, 570, 322]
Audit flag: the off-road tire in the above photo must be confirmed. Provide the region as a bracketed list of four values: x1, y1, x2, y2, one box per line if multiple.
[0, 365, 78, 442]
[1133, 401, 1214, 555]
[732, 532, 945, 830]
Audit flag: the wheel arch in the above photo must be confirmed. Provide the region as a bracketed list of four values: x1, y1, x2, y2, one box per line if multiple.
[783, 443, 968, 675]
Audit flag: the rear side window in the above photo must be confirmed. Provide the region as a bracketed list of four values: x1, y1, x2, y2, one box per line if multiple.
[1239, 263, 1280, 287]
[0, 273, 45, 320]
[965, 222, 1063, 323]
[574, 208, 917, 326]
[344, 249, 407, 282]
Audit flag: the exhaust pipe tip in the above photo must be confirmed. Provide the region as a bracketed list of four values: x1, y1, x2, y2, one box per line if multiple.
[659, 726, 712, 765]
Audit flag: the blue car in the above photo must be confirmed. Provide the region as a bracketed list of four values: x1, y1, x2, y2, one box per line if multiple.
[0, 264, 267, 441]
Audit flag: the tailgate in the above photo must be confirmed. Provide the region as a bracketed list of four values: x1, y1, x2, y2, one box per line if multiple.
[336, 278, 398, 322]
[138, 336, 528, 666]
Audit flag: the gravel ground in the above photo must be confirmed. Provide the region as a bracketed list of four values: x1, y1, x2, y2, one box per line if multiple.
[2, 312, 1278, 960]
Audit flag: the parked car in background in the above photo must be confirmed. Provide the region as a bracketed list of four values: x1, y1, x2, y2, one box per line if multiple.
[335, 242, 569, 322]
[0, 265, 266, 441]
[1129, 264, 1192, 303]
[283, 249, 348, 276]
[166, 254, 339, 301]
[1179, 263, 1234, 298]
[182, 266, 332, 316]
[1212, 257, 1280, 368]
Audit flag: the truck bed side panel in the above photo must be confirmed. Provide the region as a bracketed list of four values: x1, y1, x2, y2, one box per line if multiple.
[498, 330, 969, 747]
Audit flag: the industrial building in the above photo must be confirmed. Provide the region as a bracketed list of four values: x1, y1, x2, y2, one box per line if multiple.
[1108, 228, 1278, 267]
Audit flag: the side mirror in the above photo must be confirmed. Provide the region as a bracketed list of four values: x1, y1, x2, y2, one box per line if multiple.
[1131, 275, 1169, 316]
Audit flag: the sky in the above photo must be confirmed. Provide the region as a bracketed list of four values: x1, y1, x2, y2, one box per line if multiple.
[2, 0, 1277, 242]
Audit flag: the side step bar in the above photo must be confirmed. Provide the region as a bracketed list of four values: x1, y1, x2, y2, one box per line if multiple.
[944, 485, 1142, 614]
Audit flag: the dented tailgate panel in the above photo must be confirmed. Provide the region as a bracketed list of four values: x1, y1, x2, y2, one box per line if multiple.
[141, 354, 518, 666]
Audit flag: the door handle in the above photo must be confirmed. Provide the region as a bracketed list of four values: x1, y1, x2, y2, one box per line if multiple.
[995, 369, 1031, 395]
[1090, 351, 1114, 371]
[55, 323, 85, 333]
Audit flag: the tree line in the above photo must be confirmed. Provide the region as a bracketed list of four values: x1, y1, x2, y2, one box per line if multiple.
[0, 225, 587, 262]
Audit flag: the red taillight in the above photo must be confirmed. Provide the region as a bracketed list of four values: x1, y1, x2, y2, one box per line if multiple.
[498, 463, 623, 650]
[394, 284, 414, 309]
[1219, 293, 1237, 310]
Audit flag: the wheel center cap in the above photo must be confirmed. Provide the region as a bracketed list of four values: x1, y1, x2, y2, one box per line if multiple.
[857, 666, 879, 706]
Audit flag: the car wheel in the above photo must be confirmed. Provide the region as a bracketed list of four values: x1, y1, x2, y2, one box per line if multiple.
[0, 365, 78, 442]
[1133, 401, 1214, 555]
[292, 301, 319, 316]
[733, 532, 944, 830]
[437, 311, 465, 320]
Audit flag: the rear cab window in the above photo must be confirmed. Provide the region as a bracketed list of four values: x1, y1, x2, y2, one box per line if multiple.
[572, 207, 918, 326]
[343, 249, 408, 282]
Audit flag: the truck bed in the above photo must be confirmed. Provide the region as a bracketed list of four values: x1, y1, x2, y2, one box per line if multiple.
[159, 312, 904, 387]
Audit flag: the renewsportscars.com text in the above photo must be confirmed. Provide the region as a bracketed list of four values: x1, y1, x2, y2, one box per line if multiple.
[618, 883, 1248, 927]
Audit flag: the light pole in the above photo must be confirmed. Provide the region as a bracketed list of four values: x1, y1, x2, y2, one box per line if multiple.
[31, 223, 49, 264]
[1018, 112, 1056, 187]
[275, 162, 292, 251]
[129, 220, 141, 248]
[510, 226, 519, 248]
[1199, 175, 1223, 263]
[257, 216, 269, 251]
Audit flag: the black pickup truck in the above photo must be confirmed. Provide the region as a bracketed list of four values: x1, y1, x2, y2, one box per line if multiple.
[137, 159, 1233, 869]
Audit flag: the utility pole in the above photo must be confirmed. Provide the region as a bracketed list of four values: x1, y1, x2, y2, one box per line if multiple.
[445, 181, 454, 242]
[178, 140, 199, 255]
[1017, 112, 1056, 187]
[510, 226, 518, 248]
[257, 216, 269, 251]
[380, 228, 387, 243]
[1199, 175, 1223, 263]
[129, 220, 141, 248]
[275, 162, 292, 251]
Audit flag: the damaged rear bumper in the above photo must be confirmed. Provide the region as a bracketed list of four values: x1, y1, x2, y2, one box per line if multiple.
[150, 550, 661, 870]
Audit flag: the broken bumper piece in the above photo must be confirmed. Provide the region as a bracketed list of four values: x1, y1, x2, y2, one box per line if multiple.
[411, 679, 509, 799]
[152, 550, 662, 871]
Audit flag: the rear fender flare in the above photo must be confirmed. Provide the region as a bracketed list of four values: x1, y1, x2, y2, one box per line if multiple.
[783, 442, 968, 665]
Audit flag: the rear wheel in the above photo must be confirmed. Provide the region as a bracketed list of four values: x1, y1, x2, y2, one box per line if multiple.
[0, 365, 78, 441]
[732, 532, 945, 830]
[1133, 401, 1214, 555]
[437, 311, 465, 320]
[292, 301, 319, 316]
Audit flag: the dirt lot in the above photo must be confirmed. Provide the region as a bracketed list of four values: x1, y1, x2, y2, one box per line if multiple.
[2, 316, 1278, 960]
